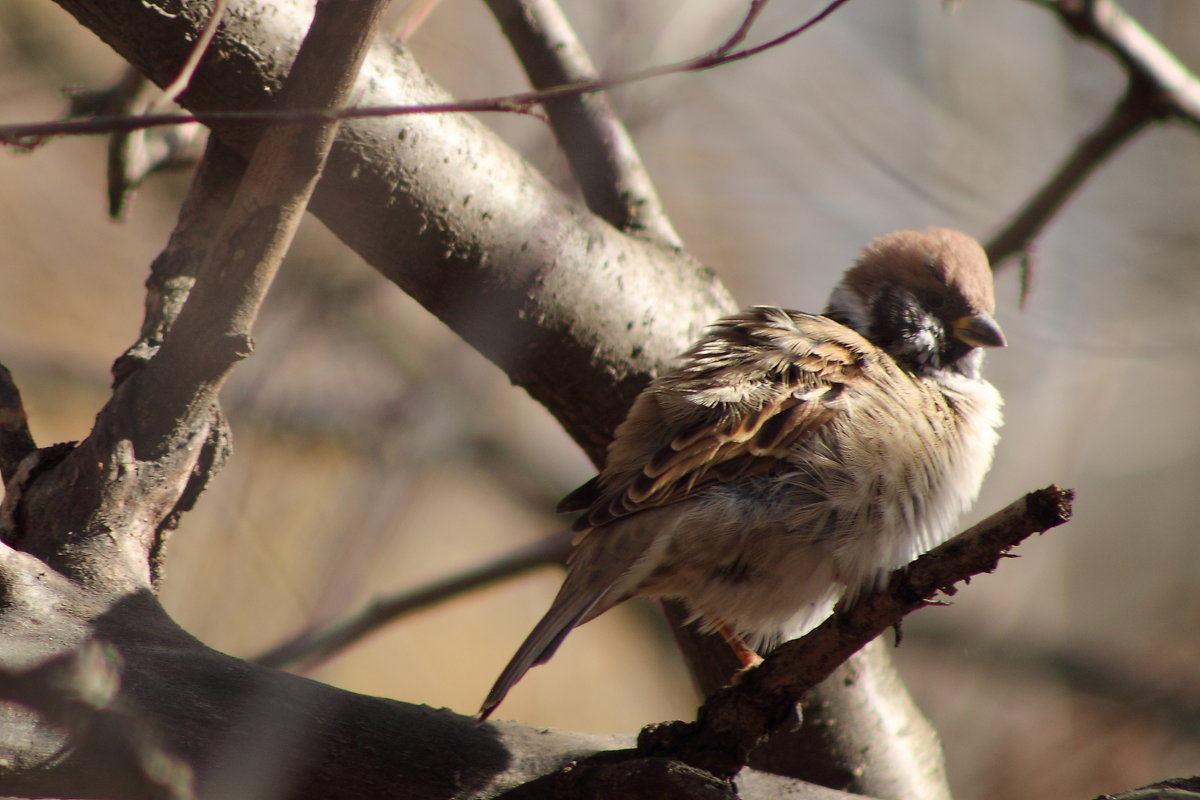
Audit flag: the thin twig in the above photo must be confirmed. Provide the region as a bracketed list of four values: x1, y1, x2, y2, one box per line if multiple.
[149, 0, 230, 112]
[393, 0, 442, 42]
[986, 82, 1158, 266]
[254, 530, 572, 670]
[712, 0, 772, 57]
[0, 0, 854, 145]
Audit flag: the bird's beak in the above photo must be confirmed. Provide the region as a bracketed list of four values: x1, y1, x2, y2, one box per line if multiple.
[952, 312, 1007, 348]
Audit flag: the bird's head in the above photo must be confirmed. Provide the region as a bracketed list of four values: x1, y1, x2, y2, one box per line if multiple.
[824, 227, 1006, 379]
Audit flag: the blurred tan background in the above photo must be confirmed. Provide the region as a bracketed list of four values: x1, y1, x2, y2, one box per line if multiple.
[2, 1, 1199, 798]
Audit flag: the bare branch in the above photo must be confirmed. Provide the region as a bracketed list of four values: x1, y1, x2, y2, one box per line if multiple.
[1046, 0, 1200, 128]
[986, 83, 1156, 266]
[485, 0, 682, 246]
[255, 530, 572, 670]
[137, 0, 389, 417]
[638, 485, 1075, 779]
[12, 0, 392, 594]
[712, 0, 772, 56]
[990, 0, 1200, 266]
[112, 136, 240, 385]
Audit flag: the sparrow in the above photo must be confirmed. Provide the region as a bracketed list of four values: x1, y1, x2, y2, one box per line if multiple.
[479, 227, 1005, 720]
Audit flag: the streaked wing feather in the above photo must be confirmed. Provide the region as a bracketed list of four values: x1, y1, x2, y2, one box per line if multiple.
[557, 475, 602, 514]
[569, 308, 876, 533]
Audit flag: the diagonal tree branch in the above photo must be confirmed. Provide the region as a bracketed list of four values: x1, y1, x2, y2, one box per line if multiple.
[1046, 0, 1200, 127]
[985, 79, 1160, 267]
[638, 486, 1076, 779]
[989, 0, 1200, 266]
[41, 0, 738, 463]
[138, 0, 390, 425]
[484, 0, 683, 246]
[11, 0, 392, 595]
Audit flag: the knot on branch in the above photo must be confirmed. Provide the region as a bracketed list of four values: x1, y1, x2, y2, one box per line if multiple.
[1028, 483, 1075, 528]
[0, 441, 78, 546]
[222, 332, 255, 361]
[636, 682, 796, 780]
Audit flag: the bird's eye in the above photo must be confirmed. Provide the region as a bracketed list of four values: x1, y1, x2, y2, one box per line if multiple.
[919, 289, 945, 310]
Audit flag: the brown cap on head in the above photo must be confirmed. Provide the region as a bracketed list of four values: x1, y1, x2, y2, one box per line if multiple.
[847, 227, 996, 316]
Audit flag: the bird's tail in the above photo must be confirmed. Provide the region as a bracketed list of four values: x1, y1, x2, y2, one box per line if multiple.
[477, 581, 614, 721]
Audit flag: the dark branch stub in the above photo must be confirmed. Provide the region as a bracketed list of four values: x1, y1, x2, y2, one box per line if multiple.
[0, 364, 38, 484]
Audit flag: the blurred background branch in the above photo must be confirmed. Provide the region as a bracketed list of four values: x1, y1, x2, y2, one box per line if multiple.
[988, 0, 1200, 267]
[255, 529, 572, 671]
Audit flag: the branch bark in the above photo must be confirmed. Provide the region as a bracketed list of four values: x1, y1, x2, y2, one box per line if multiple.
[637, 487, 1075, 780]
[6, 0, 388, 596]
[15, 0, 733, 463]
[484, 0, 683, 246]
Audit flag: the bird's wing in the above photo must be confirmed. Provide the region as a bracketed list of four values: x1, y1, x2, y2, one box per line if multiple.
[481, 309, 884, 720]
[567, 306, 881, 533]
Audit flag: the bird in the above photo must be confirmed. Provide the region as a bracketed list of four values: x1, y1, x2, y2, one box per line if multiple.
[478, 227, 1005, 720]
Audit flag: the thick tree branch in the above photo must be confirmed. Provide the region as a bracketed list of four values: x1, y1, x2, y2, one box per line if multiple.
[484, 0, 683, 247]
[137, 0, 389, 430]
[0, 559, 636, 800]
[117, 138, 242, 586]
[9, 0, 389, 594]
